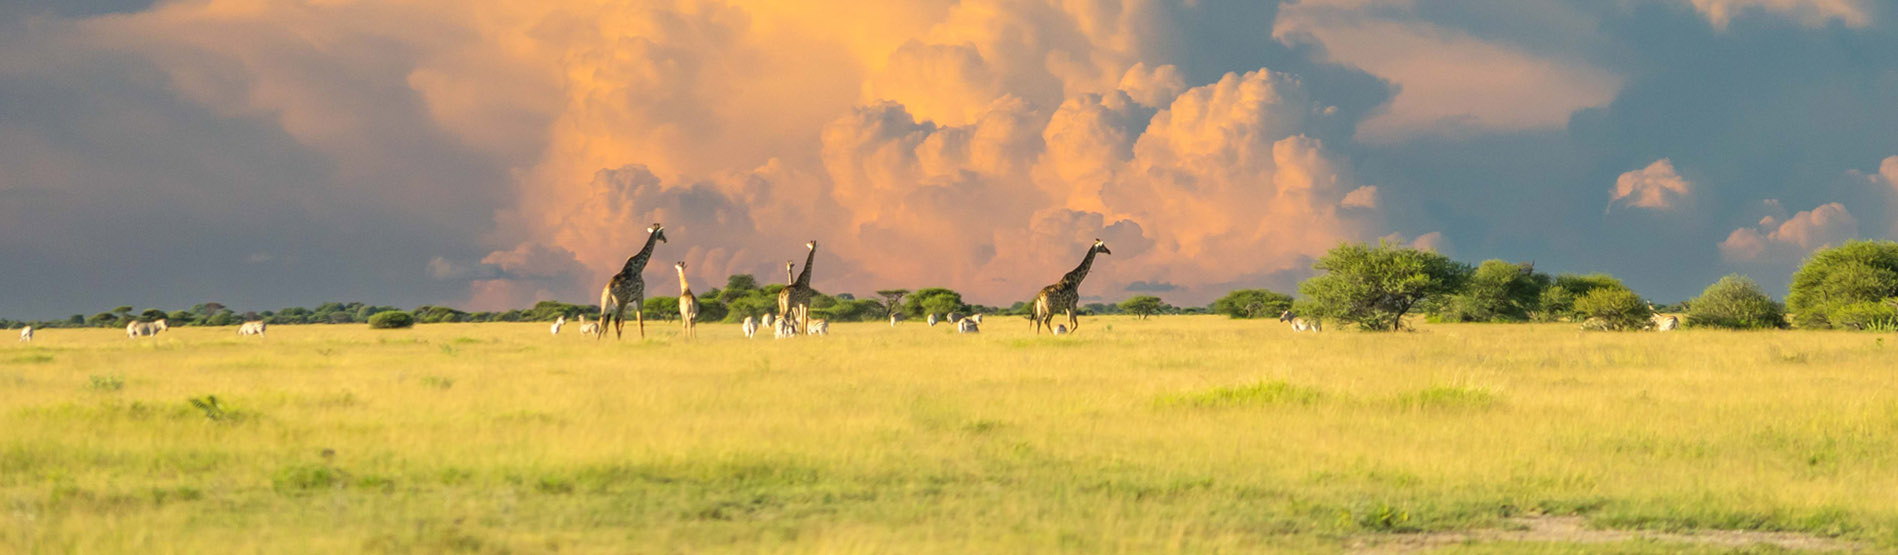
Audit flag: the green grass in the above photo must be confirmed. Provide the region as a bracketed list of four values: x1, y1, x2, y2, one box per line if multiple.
[3, 317, 1896, 553]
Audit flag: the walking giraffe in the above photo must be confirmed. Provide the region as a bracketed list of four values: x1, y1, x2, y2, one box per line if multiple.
[1032, 239, 1111, 334]
[596, 223, 667, 340]
[675, 261, 700, 340]
[778, 241, 818, 336]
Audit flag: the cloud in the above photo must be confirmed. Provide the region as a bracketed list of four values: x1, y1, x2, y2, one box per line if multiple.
[1611, 159, 1694, 211]
[1273, 1, 1622, 141]
[1719, 202, 1857, 262]
[1124, 280, 1179, 292]
[1686, 0, 1872, 30]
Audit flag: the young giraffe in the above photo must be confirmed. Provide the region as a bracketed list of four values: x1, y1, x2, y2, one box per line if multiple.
[1032, 239, 1111, 334]
[596, 223, 667, 340]
[675, 261, 700, 339]
[777, 241, 818, 335]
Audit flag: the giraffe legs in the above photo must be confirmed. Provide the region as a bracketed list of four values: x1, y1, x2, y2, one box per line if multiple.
[635, 307, 646, 339]
[1066, 308, 1079, 334]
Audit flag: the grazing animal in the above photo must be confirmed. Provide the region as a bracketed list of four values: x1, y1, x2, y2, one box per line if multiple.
[550, 315, 565, 335]
[927, 314, 938, 326]
[19, 326, 31, 342]
[127, 319, 168, 338]
[742, 316, 759, 339]
[1033, 239, 1111, 334]
[947, 312, 960, 325]
[777, 242, 818, 337]
[597, 223, 667, 340]
[889, 314, 898, 327]
[807, 319, 829, 336]
[774, 314, 797, 338]
[1279, 310, 1321, 333]
[238, 321, 267, 336]
[1053, 324, 1069, 335]
[968, 314, 982, 324]
[956, 317, 979, 334]
[578, 314, 600, 336]
[676, 261, 700, 339]
[1648, 302, 1679, 332]
[762, 313, 776, 329]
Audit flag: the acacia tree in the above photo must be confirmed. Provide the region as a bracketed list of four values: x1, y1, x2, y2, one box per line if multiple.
[876, 289, 910, 319]
[1119, 296, 1168, 319]
[1786, 240, 1898, 329]
[1210, 289, 1292, 319]
[1298, 241, 1471, 331]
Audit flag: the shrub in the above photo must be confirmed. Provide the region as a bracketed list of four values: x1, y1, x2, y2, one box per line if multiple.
[1210, 289, 1293, 319]
[1826, 301, 1898, 332]
[1787, 240, 1898, 328]
[1573, 288, 1648, 331]
[1686, 275, 1787, 329]
[1119, 296, 1169, 319]
[367, 311, 415, 329]
[1431, 260, 1549, 322]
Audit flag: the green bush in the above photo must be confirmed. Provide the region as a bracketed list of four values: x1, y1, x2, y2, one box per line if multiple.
[1686, 275, 1787, 329]
[1298, 241, 1470, 331]
[1573, 288, 1648, 331]
[1826, 301, 1898, 332]
[1787, 240, 1898, 329]
[1431, 260, 1549, 322]
[367, 311, 415, 329]
[1210, 289, 1292, 319]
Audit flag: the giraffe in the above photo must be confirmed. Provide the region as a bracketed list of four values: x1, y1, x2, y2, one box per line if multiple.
[675, 261, 700, 340]
[1032, 239, 1111, 334]
[596, 223, 667, 340]
[778, 241, 818, 336]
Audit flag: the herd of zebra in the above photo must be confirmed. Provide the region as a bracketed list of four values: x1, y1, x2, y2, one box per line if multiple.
[11, 317, 268, 343]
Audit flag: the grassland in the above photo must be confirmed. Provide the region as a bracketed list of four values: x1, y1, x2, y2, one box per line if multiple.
[3, 316, 1896, 553]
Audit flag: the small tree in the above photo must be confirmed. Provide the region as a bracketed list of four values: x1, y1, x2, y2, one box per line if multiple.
[1786, 240, 1898, 329]
[1119, 296, 1169, 319]
[904, 288, 969, 318]
[1573, 288, 1649, 331]
[1298, 241, 1471, 331]
[1432, 260, 1548, 322]
[1210, 289, 1293, 319]
[1686, 275, 1787, 329]
[876, 289, 910, 318]
[642, 296, 680, 321]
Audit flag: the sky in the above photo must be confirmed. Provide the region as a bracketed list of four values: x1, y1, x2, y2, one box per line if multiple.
[4, 0, 1898, 318]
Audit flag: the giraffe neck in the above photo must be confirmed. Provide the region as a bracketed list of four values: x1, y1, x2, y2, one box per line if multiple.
[1058, 247, 1098, 290]
[794, 246, 817, 288]
[676, 267, 691, 294]
[620, 231, 662, 277]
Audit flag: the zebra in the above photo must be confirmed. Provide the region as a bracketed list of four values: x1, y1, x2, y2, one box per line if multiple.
[947, 312, 960, 325]
[927, 314, 938, 326]
[127, 319, 167, 338]
[807, 319, 829, 336]
[762, 312, 777, 330]
[956, 317, 979, 334]
[18, 326, 31, 343]
[577, 314, 600, 336]
[1279, 311, 1321, 333]
[774, 315, 797, 339]
[968, 314, 982, 325]
[889, 314, 898, 327]
[742, 316, 759, 339]
[1053, 324, 1069, 335]
[238, 321, 267, 336]
[1648, 302, 1679, 332]
[550, 315, 566, 335]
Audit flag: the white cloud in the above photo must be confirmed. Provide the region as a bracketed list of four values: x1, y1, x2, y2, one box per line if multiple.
[1273, 1, 1621, 141]
[1719, 202, 1857, 262]
[1686, 0, 1871, 30]
[1611, 159, 1694, 211]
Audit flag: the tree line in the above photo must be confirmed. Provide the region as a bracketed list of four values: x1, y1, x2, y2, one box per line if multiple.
[7, 240, 1896, 332]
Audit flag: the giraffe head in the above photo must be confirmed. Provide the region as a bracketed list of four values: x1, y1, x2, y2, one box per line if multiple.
[647, 223, 668, 243]
[675, 261, 687, 271]
[1093, 238, 1111, 255]
[806, 240, 818, 250]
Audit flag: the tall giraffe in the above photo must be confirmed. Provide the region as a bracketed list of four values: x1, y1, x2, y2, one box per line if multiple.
[777, 242, 817, 335]
[597, 223, 667, 340]
[675, 261, 700, 339]
[1032, 239, 1111, 334]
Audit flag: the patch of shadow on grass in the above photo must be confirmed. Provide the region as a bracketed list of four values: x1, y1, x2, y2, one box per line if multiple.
[1155, 380, 1324, 409]
[1344, 515, 1862, 554]
[1393, 386, 1498, 411]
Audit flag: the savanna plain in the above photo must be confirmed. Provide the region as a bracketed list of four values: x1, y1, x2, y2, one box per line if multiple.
[4, 316, 1896, 553]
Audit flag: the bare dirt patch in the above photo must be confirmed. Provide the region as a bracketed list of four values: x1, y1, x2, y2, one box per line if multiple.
[1347, 515, 1865, 553]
